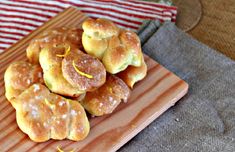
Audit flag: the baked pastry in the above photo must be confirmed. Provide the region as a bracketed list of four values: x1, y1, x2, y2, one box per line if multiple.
[39, 44, 106, 96]
[39, 45, 84, 97]
[4, 61, 43, 104]
[62, 51, 106, 92]
[27, 27, 83, 64]
[82, 18, 142, 74]
[4, 19, 149, 143]
[82, 18, 119, 59]
[80, 75, 130, 116]
[102, 29, 142, 74]
[117, 55, 147, 88]
[13, 84, 90, 142]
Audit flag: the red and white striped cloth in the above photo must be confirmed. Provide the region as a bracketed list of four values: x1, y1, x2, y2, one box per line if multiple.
[0, 0, 177, 53]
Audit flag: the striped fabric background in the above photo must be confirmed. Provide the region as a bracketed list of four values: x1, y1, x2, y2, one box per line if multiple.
[0, 0, 177, 53]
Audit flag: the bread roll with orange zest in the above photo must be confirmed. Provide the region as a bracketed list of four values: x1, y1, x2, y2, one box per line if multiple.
[117, 55, 147, 88]
[39, 43, 106, 97]
[13, 84, 89, 142]
[82, 18, 142, 74]
[80, 75, 130, 116]
[27, 27, 83, 64]
[39, 44, 84, 97]
[4, 61, 43, 104]
[62, 51, 106, 92]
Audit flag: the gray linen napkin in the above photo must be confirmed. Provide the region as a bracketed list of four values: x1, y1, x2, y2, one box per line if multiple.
[119, 22, 235, 152]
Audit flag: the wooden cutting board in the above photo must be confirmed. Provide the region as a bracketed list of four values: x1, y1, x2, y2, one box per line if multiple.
[0, 7, 188, 152]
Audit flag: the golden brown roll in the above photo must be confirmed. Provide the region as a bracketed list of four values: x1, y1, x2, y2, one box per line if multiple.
[4, 61, 43, 103]
[80, 75, 130, 116]
[117, 55, 147, 88]
[39, 45, 84, 97]
[27, 27, 83, 64]
[82, 18, 119, 38]
[40, 44, 106, 96]
[82, 18, 142, 74]
[82, 18, 119, 59]
[102, 30, 143, 74]
[13, 84, 90, 142]
[62, 51, 106, 92]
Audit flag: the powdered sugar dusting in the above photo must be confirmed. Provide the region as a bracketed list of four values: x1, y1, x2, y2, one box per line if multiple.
[99, 102, 103, 107]
[59, 100, 66, 106]
[71, 109, 77, 116]
[26, 79, 31, 85]
[33, 84, 40, 92]
[125, 31, 133, 40]
[62, 114, 67, 119]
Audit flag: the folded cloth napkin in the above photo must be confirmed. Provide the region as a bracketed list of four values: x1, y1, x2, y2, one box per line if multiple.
[0, 0, 177, 53]
[119, 22, 235, 152]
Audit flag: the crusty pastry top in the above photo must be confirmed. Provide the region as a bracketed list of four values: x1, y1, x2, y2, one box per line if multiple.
[102, 29, 142, 74]
[80, 75, 130, 116]
[82, 18, 142, 74]
[4, 61, 43, 103]
[3, 19, 149, 143]
[62, 51, 106, 92]
[82, 18, 119, 39]
[13, 84, 90, 142]
[117, 55, 147, 88]
[27, 27, 83, 64]
[39, 44, 106, 96]
[39, 46, 85, 97]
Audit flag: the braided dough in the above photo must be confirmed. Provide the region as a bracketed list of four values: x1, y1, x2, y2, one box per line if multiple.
[40, 45, 106, 96]
[4, 18, 148, 143]
[62, 51, 106, 92]
[4, 61, 43, 104]
[39, 46, 84, 97]
[27, 27, 83, 64]
[13, 84, 90, 142]
[117, 55, 147, 88]
[80, 75, 130, 116]
[82, 18, 142, 74]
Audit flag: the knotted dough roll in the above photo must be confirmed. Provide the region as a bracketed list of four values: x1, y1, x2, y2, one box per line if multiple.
[27, 27, 83, 64]
[82, 18, 119, 59]
[82, 18, 142, 74]
[117, 55, 147, 88]
[4, 61, 43, 104]
[39, 45, 84, 97]
[62, 51, 106, 92]
[39, 44, 106, 97]
[80, 75, 130, 116]
[13, 84, 90, 142]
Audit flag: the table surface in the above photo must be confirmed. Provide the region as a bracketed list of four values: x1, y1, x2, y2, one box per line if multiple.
[147, 0, 235, 60]
[0, 7, 188, 151]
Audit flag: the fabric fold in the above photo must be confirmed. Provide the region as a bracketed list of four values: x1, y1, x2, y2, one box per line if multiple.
[119, 22, 235, 152]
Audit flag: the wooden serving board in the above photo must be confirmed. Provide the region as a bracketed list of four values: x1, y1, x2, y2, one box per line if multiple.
[0, 7, 188, 152]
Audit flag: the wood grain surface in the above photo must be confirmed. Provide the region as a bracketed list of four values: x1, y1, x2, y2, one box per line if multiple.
[0, 7, 188, 152]
[147, 0, 235, 60]
[173, 0, 235, 60]
[188, 0, 235, 60]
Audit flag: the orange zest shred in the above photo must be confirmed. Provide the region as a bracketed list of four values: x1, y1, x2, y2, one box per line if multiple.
[56, 44, 71, 57]
[57, 146, 74, 152]
[44, 98, 55, 109]
[57, 146, 64, 152]
[109, 87, 113, 93]
[72, 60, 93, 79]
